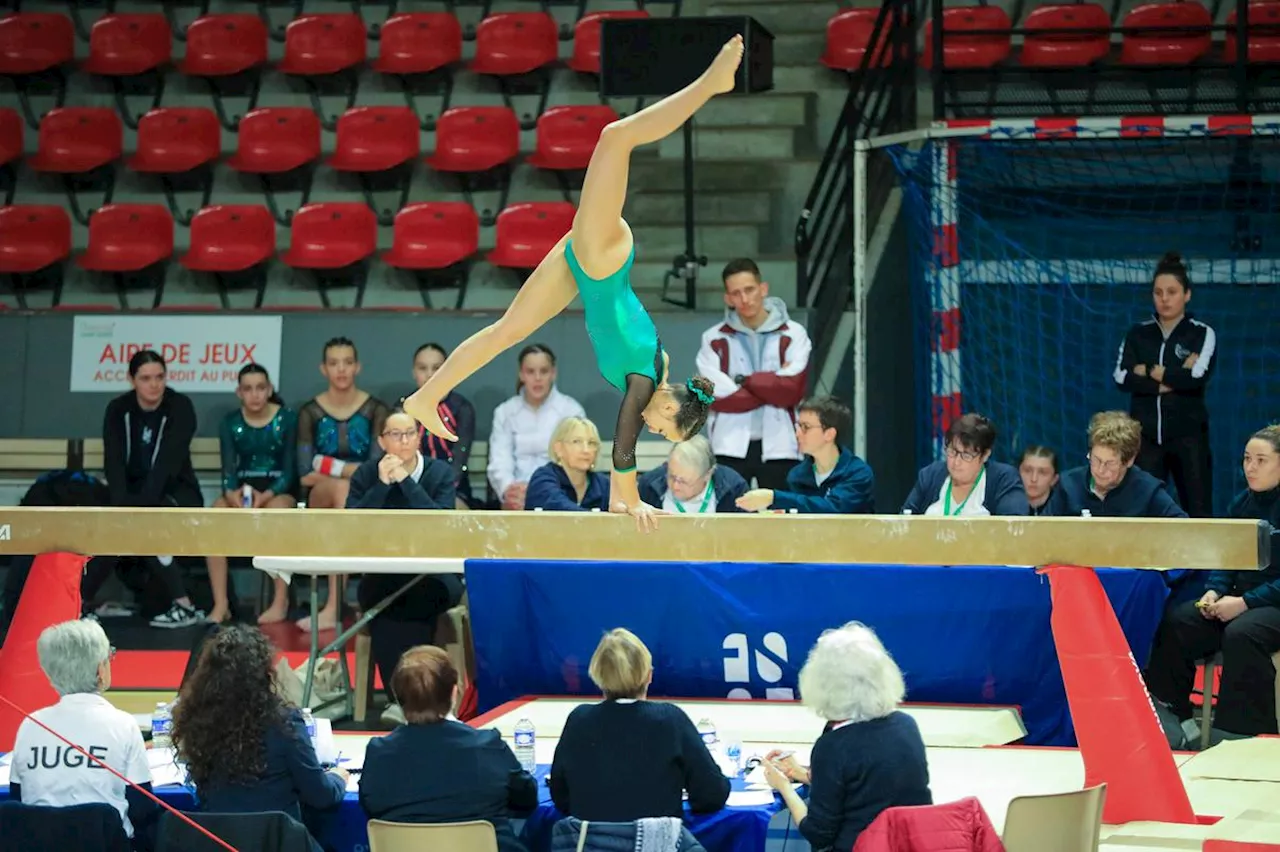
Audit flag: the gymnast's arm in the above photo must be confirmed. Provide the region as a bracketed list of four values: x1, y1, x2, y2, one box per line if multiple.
[609, 374, 656, 511]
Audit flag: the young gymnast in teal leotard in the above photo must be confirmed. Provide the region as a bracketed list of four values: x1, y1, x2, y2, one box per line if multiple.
[404, 35, 745, 531]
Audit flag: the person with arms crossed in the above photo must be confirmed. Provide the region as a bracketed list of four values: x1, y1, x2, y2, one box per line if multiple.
[404, 37, 749, 531]
[1113, 251, 1217, 515]
[696, 258, 810, 490]
[736, 396, 874, 514]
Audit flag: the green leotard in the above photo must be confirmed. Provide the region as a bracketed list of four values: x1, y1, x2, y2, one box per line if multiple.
[565, 239, 665, 472]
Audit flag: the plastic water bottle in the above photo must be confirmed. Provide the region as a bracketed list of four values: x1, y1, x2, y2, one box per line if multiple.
[513, 718, 537, 774]
[301, 708, 317, 748]
[696, 718, 718, 752]
[151, 702, 172, 749]
[723, 740, 742, 776]
[241, 484, 253, 508]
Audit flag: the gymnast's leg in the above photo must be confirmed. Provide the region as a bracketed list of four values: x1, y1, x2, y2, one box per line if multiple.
[403, 234, 578, 439]
[570, 35, 744, 278]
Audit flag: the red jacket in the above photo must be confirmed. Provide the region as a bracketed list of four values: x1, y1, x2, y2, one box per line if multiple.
[852, 797, 1005, 852]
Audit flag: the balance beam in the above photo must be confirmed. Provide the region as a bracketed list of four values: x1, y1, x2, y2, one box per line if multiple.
[0, 508, 1269, 569]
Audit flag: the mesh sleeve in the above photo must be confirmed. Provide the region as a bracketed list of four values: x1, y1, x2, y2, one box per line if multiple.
[296, 401, 318, 474]
[612, 374, 656, 472]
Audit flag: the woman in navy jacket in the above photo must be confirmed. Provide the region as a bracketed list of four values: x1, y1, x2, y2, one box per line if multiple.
[1046, 412, 1187, 519]
[171, 626, 345, 852]
[639, 435, 746, 514]
[524, 417, 610, 512]
[1144, 424, 1280, 746]
[901, 413, 1029, 516]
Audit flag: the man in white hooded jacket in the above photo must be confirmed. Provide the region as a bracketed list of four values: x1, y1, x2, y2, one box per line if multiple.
[696, 258, 811, 490]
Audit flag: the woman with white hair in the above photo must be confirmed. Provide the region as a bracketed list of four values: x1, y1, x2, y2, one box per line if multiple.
[524, 416, 611, 511]
[10, 619, 159, 851]
[763, 622, 931, 852]
[637, 434, 748, 514]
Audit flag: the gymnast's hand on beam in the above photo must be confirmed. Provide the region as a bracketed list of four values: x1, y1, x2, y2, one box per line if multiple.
[612, 500, 666, 533]
[736, 489, 775, 512]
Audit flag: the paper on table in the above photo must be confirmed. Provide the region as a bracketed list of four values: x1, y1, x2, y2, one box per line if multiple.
[147, 748, 188, 788]
[345, 773, 361, 793]
[728, 789, 777, 807]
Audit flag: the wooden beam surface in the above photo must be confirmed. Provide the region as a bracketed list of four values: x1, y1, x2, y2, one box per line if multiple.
[0, 508, 1269, 570]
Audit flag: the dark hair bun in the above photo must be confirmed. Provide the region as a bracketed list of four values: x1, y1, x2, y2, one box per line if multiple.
[687, 375, 714, 403]
[1157, 251, 1184, 270]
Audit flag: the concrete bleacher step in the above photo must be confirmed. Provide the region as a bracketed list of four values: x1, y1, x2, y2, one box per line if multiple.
[772, 33, 829, 67]
[631, 223, 761, 257]
[624, 190, 774, 226]
[657, 125, 802, 160]
[630, 256, 798, 305]
[772, 65, 840, 94]
[706, 0, 836, 34]
[628, 157, 797, 192]
[694, 92, 811, 128]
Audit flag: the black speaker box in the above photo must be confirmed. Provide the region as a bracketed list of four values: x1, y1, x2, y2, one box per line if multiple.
[599, 15, 774, 99]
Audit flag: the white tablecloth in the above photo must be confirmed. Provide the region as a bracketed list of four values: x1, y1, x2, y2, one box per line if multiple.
[251, 556, 466, 583]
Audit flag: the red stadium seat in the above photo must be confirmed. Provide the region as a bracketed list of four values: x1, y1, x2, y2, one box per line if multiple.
[1021, 3, 1112, 67]
[469, 13, 559, 76]
[81, 14, 172, 77]
[282, 203, 377, 269]
[127, 108, 221, 173]
[487, 202, 575, 269]
[373, 13, 462, 75]
[227, 107, 322, 174]
[0, 13, 75, 75]
[1225, 1, 1280, 63]
[383, 202, 480, 270]
[0, 205, 71, 273]
[425, 106, 520, 173]
[1120, 2, 1212, 65]
[78, 204, 173, 272]
[922, 5, 1013, 69]
[566, 10, 649, 75]
[28, 107, 122, 173]
[0, 108, 22, 166]
[327, 107, 421, 172]
[526, 105, 618, 172]
[178, 14, 269, 77]
[821, 8, 894, 71]
[182, 205, 277, 273]
[278, 14, 367, 77]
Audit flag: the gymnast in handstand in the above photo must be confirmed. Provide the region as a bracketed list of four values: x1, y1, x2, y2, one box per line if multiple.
[404, 35, 745, 532]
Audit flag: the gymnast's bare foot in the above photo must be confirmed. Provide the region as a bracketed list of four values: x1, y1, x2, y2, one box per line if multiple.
[257, 601, 289, 625]
[403, 387, 456, 443]
[297, 606, 338, 633]
[705, 35, 744, 95]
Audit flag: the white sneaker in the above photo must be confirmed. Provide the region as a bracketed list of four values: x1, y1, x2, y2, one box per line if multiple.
[380, 703, 407, 727]
[150, 602, 205, 629]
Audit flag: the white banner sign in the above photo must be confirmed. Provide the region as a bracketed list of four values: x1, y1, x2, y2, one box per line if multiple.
[70, 315, 284, 393]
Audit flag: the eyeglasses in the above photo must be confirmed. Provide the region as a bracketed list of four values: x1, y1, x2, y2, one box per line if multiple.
[1087, 453, 1122, 472]
[795, 422, 824, 434]
[382, 429, 418, 443]
[945, 447, 981, 462]
[666, 471, 708, 488]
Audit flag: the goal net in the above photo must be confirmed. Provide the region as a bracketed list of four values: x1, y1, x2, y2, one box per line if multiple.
[882, 115, 1280, 513]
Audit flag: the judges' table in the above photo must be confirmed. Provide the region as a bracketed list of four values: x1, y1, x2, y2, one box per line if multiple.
[463, 560, 1170, 746]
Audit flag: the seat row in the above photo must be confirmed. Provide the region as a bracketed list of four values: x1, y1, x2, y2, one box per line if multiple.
[0, 200, 576, 310]
[821, 0, 1280, 71]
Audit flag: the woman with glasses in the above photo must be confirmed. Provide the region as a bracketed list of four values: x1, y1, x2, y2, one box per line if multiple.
[639, 434, 747, 514]
[346, 409, 464, 723]
[1045, 411, 1186, 518]
[525, 417, 611, 512]
[901, 413, 1029, 516]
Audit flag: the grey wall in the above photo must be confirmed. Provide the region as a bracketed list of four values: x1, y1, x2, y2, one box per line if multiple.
[2, 308, 811, 440]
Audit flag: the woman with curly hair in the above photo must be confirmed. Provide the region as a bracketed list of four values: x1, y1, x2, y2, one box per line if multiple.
[171, 625, 346, 848]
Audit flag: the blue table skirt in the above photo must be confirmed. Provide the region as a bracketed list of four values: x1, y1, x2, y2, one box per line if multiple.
[464, 560, 1171, 746]
[0, 764, 782, 852]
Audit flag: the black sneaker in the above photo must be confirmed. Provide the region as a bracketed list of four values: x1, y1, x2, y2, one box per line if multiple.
[150, 602, 205, 629]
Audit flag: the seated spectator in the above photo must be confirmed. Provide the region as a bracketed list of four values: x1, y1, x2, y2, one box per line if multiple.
[1019, 445, 1060, 516]
[206, 364, 298, 626]
[763, 622, 931, 852]
[408, 342, 476, 509]
[1144, 424, 1280, 748]
[347, 410, 463, 722]
[526, 417, 610, 512]
[287, 336, 390, 631]
[736, 397, 874, 514]
[171, 625, 346, 852]
[101, 350, 204, 629]
[901, 413, 1029, 516]
[1046, 411, 1187, 518]
[360, 646, 537, 852]
[549, 629, 729, 822]
[638, 435, 747, 514]
[489, 344, 586, 511]
[10, 619, 159, 852]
